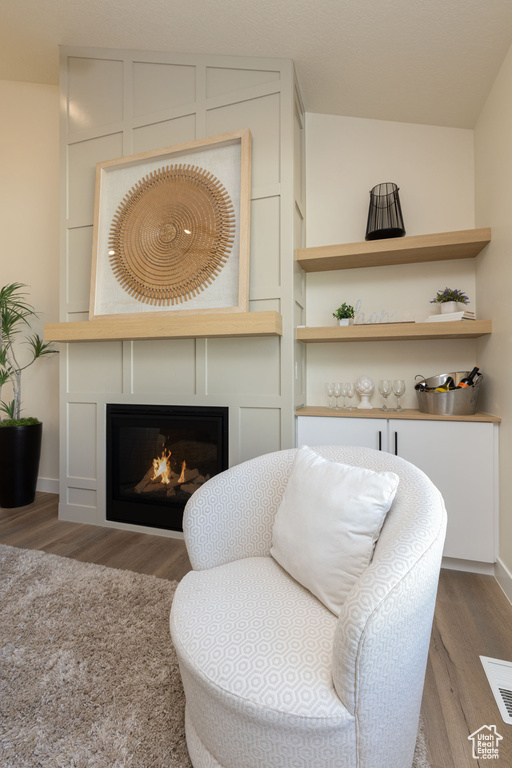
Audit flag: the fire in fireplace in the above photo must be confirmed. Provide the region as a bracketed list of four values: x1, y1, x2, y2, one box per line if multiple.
[106, 404, 228, 532]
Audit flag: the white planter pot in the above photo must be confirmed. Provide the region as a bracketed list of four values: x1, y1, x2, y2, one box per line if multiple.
[440, 301, 466, 314]
[337, 318, 354, 326]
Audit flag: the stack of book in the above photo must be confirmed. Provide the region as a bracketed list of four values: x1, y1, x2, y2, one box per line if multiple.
[424, 310, 476, 322]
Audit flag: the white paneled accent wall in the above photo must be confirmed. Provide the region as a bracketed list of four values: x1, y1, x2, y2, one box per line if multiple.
[59, 47, 305, 536]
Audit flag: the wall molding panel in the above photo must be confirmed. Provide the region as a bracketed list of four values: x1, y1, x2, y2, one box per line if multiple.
[59, 46, 305, 535]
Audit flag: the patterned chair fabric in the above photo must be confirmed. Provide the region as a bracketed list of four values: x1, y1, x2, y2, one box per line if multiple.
[170, 446, 447, 768]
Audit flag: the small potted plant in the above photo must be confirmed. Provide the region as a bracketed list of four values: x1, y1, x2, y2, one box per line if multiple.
[332, 302, 355, 326]
[0, 283, 58, 508]
[430, 287, 469, 314]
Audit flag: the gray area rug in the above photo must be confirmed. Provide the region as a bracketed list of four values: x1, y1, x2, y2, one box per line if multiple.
[0, 543, 430, 767]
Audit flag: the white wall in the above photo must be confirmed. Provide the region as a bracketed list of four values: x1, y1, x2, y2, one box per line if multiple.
[305, 113, 477, 410]
[474, 42, 512, 579]
[0, 80, 60, 489]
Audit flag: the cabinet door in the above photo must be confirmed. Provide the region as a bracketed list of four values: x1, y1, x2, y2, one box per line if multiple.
[297, 416, 388, 451]
[389, 420, 497, 563]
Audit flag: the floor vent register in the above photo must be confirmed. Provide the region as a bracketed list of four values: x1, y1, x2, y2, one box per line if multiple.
[480, 655, 512, 725]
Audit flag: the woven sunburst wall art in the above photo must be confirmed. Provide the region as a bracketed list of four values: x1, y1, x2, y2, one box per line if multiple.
[89, 130, 251, 319]
[108, 163, 235, 306]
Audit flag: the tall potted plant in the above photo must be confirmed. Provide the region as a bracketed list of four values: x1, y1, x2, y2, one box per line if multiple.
[0, 283, 57, 508]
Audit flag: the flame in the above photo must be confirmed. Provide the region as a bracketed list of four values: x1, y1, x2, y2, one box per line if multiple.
[151, 449, 172, 485]
[178, 460, 186, 484]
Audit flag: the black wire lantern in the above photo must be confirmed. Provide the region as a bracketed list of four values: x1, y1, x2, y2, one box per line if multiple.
[365, 182, 406, 241]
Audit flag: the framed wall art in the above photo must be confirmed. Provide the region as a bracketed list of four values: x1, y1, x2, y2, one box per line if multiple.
[89, 129, 251, 319]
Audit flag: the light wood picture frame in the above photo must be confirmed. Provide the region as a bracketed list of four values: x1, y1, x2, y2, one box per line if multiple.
[89, 129, 251, 320]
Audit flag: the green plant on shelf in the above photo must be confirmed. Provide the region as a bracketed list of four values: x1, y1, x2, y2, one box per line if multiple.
[332, 302, 355, 320]
[430, 288, 469, 305]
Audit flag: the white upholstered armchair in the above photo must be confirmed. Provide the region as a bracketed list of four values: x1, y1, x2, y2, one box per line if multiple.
[170, 446, 446, 768]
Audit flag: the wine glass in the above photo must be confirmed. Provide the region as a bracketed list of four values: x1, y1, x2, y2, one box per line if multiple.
[341, 382, 350, 409]
[326, 382, 335, 408]
[392, 379, 406, 412]
[333, 382, 342, 410]
[378, 379, 392, 411]
[345, 382, 355, 410]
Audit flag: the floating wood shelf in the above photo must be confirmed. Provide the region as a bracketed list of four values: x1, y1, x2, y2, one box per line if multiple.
[296, 406, 501, 423]
[296, 227, 491, 272]
[296, 320, 492, 343]
[44, 311, 283, 343]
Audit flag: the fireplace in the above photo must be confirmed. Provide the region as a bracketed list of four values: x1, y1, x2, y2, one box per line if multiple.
[106, 404, 228, 532]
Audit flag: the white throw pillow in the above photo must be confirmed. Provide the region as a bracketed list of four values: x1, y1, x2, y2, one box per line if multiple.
[270, 446, 399, 616]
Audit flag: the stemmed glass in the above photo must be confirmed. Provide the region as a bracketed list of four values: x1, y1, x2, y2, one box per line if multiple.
[378, 380, 392, 411]
[326, 382, 335, 408]
[392, 379, 406, 412]
[345, 383, 355, 410]
[333, 382, 342, 410]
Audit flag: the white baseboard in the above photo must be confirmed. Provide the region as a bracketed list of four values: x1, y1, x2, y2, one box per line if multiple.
[103, 519, 184, 540]
[495, 557, 512, 606]
[36, 477, 59, 494]
[442, 556, 495, 575]
[441, 557, 512, 607]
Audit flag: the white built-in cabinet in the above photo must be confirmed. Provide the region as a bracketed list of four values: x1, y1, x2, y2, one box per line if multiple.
[295, 228, 499, 567]
[296, 414, 498, 564]
[297, 415, 387, 451]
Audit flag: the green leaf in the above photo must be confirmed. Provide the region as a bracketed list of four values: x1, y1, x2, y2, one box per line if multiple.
[0, 283, 36, 339]
[0, 399, 16, 419]
[0, 283, 57, 419]
[0, 369, 11, 386]
[26, 333, 58, 360]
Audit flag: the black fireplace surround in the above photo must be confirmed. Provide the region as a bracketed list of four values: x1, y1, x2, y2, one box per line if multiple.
[106, 404, 228, 532]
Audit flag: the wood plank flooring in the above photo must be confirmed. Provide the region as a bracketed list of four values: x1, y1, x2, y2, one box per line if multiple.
[423, 568, 512, 767]
[0, 492, 192, 581]
[1, 492, 511, 767]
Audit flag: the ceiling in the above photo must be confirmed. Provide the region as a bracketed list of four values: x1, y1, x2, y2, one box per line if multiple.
[2, 0, 512, 128]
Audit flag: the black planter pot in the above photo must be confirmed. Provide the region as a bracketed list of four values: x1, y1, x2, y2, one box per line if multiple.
[0, 421, 42, 508]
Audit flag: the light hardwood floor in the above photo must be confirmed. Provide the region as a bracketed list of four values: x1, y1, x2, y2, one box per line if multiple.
[1, 492, 511, 767]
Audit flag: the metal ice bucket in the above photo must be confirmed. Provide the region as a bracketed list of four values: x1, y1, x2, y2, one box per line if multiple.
[415, 371, 482, 416]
